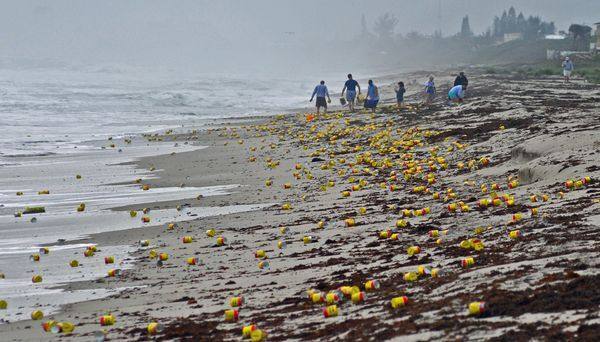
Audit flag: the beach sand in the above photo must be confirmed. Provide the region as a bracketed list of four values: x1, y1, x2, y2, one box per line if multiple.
[1, 70, 600, 341]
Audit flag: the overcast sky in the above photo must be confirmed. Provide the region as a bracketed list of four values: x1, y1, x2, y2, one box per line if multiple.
[0, 0, 598, 70]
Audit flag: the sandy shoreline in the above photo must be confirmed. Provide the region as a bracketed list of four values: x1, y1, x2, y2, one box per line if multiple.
[2, 69, 600, 341]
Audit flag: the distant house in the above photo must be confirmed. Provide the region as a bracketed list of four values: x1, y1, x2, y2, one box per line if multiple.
[503, 32, 523, 43]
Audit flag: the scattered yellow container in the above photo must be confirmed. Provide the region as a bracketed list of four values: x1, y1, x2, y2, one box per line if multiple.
[468, 301, 485, 315]
[390, 296, 409, 309]
[99, 314, 115, 326]
[31, 310, 44, 320]
[250, 329, 267, 342]
[323, 305, 339, 317]
[224, 309, 239, 322]
[230, 296, 243, 307]
[242, 324, 257, 337]
[147, 322, 163, 335]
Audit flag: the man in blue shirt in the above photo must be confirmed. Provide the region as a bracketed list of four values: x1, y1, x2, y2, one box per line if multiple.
[562, 57, 574, 83]
[310, 80, 331, 114]
[341, 74, 361, 112]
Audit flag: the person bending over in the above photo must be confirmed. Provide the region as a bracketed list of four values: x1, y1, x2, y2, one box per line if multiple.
[447, 84, 465, 105]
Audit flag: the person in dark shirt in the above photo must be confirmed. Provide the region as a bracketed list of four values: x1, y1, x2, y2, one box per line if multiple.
[395, 82, 406, 109]
[341, 74, 361, 112]
[454, 72, 469, 90]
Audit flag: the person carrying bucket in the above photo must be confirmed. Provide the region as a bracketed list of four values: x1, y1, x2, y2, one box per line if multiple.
[309, 80, 331, 114]
[364, 80, 379, 113]
[341, 74, 361, 112]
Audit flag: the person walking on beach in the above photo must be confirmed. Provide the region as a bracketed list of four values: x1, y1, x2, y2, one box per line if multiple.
[447, 84, 465, 105]
[341, 74, 361, 112]
[454, 72, 469, 90]
[310, 80, 331, 114]
[364, 79, 379, 113]
[562, 57, 574, 83]
[395, 82, 406, 109]
[424, 76, 436, 105]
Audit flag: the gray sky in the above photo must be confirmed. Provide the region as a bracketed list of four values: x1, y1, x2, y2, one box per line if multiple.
[0, 0, 598, 71]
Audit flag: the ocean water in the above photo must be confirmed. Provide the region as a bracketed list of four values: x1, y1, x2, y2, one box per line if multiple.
[0, 66, 310, 323]
[0, 66, 314, 161]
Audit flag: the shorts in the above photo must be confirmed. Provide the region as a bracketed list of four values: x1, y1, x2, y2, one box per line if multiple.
[396, 96, 404, 103]
[448, 91, 463, 100]
[346, 90, 356, 101]
[563, 70, 572, 77]
[364, 99, 379, 109]
[316, 97, 327, 108]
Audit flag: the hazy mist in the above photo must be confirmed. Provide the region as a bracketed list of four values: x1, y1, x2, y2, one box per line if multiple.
[1, 0, 599, 74]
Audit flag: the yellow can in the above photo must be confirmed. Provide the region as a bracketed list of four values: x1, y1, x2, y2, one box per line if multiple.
[461, 257, 475, 268]
[468, 301, 485, 315]
[186, 257, 199, 265]
[230, 296, 243, 307]
[509, 230, 521, 239]
[344, 218, 356, 227]
[99, 314, 115, 326]
[31, 310, 44, 320]
[302, 236, 313, 244]
[250, 329, 267, 342]
[147, 322, 163, 335]
[255, 250, 266, 259]
[32, 274, 43, 283]
[325, 292, 340, 305]
[407, 246, 421, 256]
[182, 236, 193, 243]
[311, 292, 324, 304]
[0, 300, 7, 309]
[390, 296, 409, 309]
[216, 236, 227, 246]
[403, 272, 418, 282]
[58, 321, 75, 333]
[395, 219, 408, 228]
[242, 324, 257, 337]
[364, 280, 380, 291]
[206, 229, 216, 237]
[323, 305, 339, 317]
[351, 291, 365, 304]
[224, 309, 239, 322]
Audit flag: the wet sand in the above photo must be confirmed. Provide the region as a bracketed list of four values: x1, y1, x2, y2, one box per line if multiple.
[2, 70, 600, 341]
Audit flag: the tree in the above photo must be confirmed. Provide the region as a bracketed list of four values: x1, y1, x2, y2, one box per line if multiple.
[460, 16, 473, 38]
[507, 7, 517, 33]
[516, 12, 526, 33]
[569, 24, 592, 50]
[373, 13, 398, 42]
